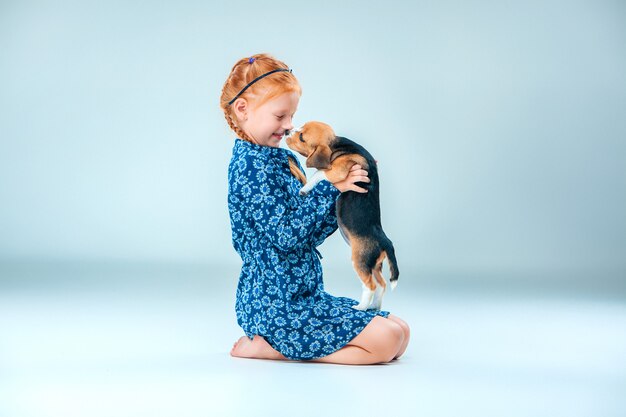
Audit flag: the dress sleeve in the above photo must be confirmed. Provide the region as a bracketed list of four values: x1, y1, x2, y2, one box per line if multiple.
[232, 154, 341, 254]
[290, 153, 341, 248]
[309, 180, 340, 247]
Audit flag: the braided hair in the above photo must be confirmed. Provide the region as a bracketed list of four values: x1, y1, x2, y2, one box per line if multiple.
[220, 53, 307, 185]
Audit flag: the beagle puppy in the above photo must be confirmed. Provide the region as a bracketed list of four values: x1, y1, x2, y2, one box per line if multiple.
[285, 121, 399, 310]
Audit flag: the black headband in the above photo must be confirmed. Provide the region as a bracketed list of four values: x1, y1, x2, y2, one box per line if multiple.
[227, 68, 292, 105]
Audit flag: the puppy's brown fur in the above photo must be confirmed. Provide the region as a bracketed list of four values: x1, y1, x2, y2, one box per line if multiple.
[286, 121, 399, 310]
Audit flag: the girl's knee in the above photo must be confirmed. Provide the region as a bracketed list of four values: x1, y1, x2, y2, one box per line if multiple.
[377, 321, 404, 363]
[389, 321, 405, 349]
[396, 320, 410, 342]
[354, 316, 405, 363]
[388, 315, 410, 342]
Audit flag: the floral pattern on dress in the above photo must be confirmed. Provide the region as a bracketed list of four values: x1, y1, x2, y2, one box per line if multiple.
[227, 138, 390, 360]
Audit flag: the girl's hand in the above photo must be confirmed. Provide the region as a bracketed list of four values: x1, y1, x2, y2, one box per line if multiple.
[332, 164, 370, 193]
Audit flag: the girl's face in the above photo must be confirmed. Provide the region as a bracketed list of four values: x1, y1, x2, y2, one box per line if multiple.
[238, 91, 300, 148]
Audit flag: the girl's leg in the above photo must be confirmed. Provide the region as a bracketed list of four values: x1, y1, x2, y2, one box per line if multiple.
[386, 314, 410, 359]
[230, 315, 406, 365]
[311, 316, 404, 365]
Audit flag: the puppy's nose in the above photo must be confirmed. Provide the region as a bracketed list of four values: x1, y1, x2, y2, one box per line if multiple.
[284, 129, 291, 136]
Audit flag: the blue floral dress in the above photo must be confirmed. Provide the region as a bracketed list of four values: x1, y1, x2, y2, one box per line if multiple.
[227, 138, 390, 360]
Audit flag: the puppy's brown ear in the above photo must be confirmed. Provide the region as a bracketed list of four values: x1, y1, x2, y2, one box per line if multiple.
[306, 145, 332, 169]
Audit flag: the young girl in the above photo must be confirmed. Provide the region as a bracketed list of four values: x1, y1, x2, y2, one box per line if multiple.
[220, 53, 410, 365]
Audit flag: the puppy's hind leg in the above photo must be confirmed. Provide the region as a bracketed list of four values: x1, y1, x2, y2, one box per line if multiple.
[371, 284, 385, 310]
[353, 281, 376, 311]
[352, 263, 377, 311]
[371, 262, 387, 310]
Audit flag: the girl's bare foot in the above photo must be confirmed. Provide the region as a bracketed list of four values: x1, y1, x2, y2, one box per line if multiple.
[230, 335, 287, 360]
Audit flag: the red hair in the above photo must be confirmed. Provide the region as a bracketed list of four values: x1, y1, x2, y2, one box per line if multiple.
[220, 53, 306, 184]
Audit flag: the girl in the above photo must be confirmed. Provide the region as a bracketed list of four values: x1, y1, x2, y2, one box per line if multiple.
[220, 53, 410, 365]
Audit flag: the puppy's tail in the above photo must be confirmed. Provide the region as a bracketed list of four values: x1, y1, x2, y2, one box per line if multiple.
[383, 241, 399, 290]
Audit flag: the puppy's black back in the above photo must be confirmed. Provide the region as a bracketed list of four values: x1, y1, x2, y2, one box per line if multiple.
[331, 136, 381, 231]
[331, 136, 399, 284]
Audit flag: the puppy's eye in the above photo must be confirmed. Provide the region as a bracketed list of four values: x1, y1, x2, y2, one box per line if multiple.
[299, 133, 305, 142]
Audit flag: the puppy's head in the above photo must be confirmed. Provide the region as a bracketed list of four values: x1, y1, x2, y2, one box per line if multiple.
[285, 121, 336, 169]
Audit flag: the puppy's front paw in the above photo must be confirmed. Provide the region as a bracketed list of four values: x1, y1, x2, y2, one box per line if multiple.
[299, 187, 310, 196]
[352, 303, 368, 311]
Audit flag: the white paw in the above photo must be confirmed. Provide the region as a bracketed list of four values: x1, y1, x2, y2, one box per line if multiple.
[370, 284, 385, 310]
[299, 185, 313, 195]
[354, 285, 376, 311]
[370, 300, 382, 310]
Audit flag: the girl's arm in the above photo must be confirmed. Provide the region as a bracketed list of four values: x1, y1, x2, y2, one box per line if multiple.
[232, 155, 340, 254]
[309, 180, 340, 247]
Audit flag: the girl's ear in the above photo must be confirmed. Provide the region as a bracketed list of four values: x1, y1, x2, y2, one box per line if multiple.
[232, 98, 248, 122]
[306, 145, 332, 169]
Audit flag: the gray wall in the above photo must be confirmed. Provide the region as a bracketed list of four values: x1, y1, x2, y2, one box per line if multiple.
[1, 0, 624, 284]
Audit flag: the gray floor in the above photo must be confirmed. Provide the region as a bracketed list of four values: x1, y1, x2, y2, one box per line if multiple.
[1, 262, 625, 417]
